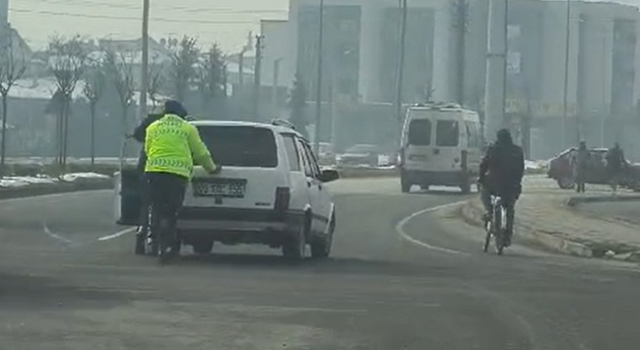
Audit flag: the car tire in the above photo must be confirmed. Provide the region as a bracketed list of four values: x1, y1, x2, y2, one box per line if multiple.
[460, 182, 471, 194]
[557, 177, 575, 189]
[134, 230, 146, 256]
[192, 238, 214, 255]
[311, 214, 335, 259]
[283, 219, 309, 261]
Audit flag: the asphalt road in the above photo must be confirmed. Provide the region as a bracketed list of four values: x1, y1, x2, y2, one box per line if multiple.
[1, 178, 639, 350]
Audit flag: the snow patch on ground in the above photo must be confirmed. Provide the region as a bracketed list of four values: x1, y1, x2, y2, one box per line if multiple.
[0, 173, 108, 188]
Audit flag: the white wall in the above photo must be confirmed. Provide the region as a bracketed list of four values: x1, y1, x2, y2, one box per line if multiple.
[260, 20, 291, 87]
[0, 0, 7, 26]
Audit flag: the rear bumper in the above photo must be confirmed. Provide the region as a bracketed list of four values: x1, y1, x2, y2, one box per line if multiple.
[402, 169, 472, 186]
[176, 207, 303, 234]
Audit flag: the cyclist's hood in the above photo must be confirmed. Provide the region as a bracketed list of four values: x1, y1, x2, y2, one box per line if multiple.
[163, 100, 188, 118]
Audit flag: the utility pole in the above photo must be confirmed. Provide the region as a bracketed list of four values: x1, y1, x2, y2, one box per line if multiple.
[139, 0, 150, 121]
[454, 0, 468, 106]
[483, 0, 508, 141]
[252, 34, 264, 122]
[562, 0, 571, 147]
[394, 0, 408, 130]
[314, 0, 325, 155]
[272, 58, 282, 107]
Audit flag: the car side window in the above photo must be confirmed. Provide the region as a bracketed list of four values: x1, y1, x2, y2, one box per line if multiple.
[301, 142, 322, 177]
[296, 139, 314, 177]
[282, 134, 301, 171]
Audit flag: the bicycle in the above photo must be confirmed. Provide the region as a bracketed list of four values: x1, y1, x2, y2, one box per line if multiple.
[483, 194, 508, 255]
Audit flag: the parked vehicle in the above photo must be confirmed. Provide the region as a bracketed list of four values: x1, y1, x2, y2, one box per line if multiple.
[398, 102, 483, 193]
[547, 147, 640, 190]
[115, 120, 340, 260]
[337, 144, 380, 167]
[317, 142, 337, 166]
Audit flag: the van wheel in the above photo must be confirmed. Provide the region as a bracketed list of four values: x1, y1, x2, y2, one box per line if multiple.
[193, 238, 214, 255]
[134, 230, 146, 256]
[401, 173, 411, 193]
[283, 220, 308, 261]
[311, 215, 335, 259]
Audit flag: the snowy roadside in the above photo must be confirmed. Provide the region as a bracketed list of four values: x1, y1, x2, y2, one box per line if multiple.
[0, 173, 113, 199]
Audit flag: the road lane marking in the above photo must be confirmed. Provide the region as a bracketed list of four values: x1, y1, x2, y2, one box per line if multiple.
[395, 201, 469, 255]
[43, 222, 74, 245]
[98, 227, 136, 241]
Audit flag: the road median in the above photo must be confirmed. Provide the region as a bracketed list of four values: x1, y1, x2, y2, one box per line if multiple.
[0, 175, 113, 200]
[460, 182, 640, 262]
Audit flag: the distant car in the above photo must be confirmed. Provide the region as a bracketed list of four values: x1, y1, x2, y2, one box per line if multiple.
[337, 144, 380, 167]
[317, 142, 337, 166]
[116, 120, 340, 260]
[547, 147, 640, 190]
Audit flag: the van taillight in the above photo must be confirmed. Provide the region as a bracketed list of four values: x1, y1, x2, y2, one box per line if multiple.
[275, 187, 290, 212]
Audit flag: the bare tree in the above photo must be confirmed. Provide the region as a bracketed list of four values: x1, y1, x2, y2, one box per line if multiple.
[104, 50, 135, 139]
[169, 36, 199, 101]
[0, 32, 28, 177]
[48, 35, 88, 168]
[196, 43, 225, 118]
[82, 57, 105, 168]
[147, 54, 166, 110]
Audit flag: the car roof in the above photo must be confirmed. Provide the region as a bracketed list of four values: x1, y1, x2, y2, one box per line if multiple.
[190, 120, 304, 138]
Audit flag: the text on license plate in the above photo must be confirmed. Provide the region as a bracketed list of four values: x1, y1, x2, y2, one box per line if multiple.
[193, 180, 246, 198]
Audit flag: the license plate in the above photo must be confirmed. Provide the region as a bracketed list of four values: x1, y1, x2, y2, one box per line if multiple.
[193, 179, 247, 198]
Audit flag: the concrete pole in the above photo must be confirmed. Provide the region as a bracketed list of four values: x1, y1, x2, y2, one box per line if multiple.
[138, 0, 150, 121]
[272, 58, 282, 107]
[314, 0, 325, 155]
[483, 0, 507, 142]
[395, 0, 408, 125]
[563, 0, 572, 147]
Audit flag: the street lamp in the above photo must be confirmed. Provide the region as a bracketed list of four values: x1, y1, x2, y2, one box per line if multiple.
[139, 0, 150, 122]
[562, 0, 571, 147]
[314, 0, 325, 156]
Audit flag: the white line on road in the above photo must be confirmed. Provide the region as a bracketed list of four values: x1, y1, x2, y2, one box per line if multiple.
[395, 201, 469, 255]
[43, 222, 74, 245]
[98, 227, 136, 241]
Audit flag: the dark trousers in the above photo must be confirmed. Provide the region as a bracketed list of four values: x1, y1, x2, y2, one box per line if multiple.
[145, 172, 188, 238]
[481, 185, 517, 235]
[576, 167, 587, 193]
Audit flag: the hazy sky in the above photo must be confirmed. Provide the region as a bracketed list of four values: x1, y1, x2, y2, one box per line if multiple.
[9, 0, 640, 53]
[9, 0, 289, 52]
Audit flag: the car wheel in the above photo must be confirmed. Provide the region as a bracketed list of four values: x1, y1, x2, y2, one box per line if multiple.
[460, 182, 471, 194]
[282, 219, 309, 261]
[192, 238, 214, 255]
[134, 229, 146, 256]
[557, 177, 575, 189]
[311, 215, 335, 259]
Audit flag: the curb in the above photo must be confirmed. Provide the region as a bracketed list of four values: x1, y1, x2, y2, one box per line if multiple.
[459, 198, 594, 258]
[0, 178, 113, 200]
[566, 194, 640, 207]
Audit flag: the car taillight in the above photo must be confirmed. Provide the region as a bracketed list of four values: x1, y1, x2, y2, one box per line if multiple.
[275, 187, 290, 212]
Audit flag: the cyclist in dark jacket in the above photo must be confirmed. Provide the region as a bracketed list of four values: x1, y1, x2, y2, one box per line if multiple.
[479, 128, 525, 247]
[575, 141, 590, 193]
[606, 143, 626, 193]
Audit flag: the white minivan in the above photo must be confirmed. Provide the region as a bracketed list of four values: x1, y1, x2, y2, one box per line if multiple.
[399, 103, 483, 193]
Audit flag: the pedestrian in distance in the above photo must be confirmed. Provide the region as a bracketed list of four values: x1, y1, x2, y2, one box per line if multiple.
[575, 141, 590, 193]
[606, 143, 626, 194]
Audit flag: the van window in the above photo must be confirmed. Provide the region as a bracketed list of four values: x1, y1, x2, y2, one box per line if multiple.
[408, 119, 432, 146]
[465, 122, 481, 148]
[436, 120, 459, 147]
[197, 126, 278, 167]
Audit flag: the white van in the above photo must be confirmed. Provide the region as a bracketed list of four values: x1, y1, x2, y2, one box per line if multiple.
[399, 103, 483, 193]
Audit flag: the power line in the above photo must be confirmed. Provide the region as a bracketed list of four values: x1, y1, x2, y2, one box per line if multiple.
[10, 8, 260, 24]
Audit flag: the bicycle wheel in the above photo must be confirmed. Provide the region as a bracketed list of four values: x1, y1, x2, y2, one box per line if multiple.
[157, 216, 173, 264]
[493, 203, 505, 255]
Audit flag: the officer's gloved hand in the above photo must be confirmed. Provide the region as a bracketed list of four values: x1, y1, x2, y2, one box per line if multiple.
[209, 165, 222, 175]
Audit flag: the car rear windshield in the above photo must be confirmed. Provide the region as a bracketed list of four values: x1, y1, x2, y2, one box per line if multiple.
[197, 126, 278, 168]
[408, 119, 432, 146]
[436, 120, 459, 147]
